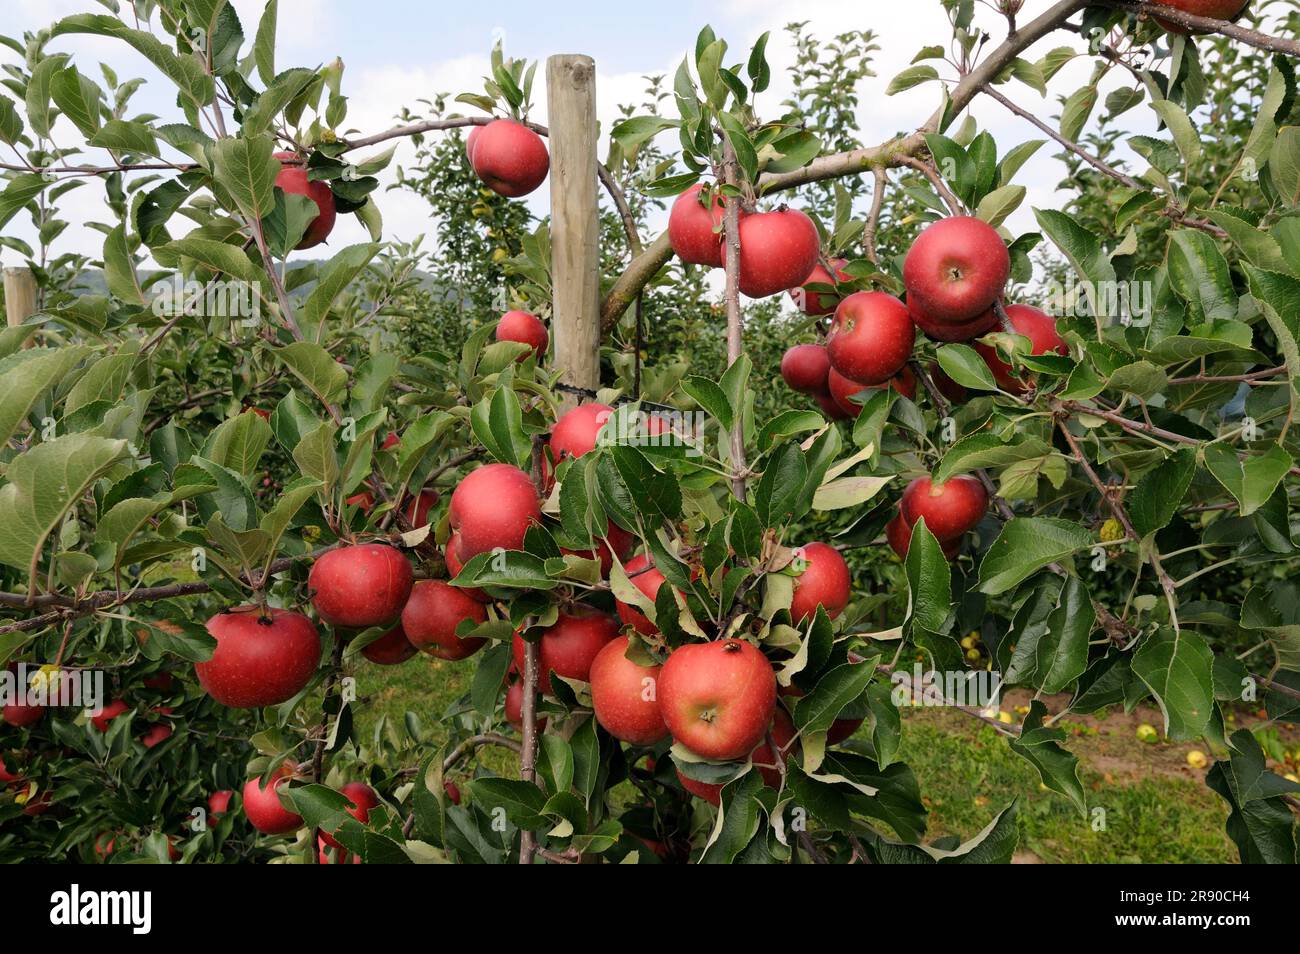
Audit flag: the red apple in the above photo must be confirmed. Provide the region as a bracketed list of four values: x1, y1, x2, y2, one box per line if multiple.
[21, 788, 53, 816]
[614, 552, 670, 636]
[734, 208, 820, 299]
[816, 391, 853, 421]
[495, 310, 548, 360]
[196, 607, 321, 708]
[445, 532, 491, 602]
[885, 514, 961, 561]
[444, 780, 461, 804]
[1155, 0, 1249, 34]
[317, 835, 362, 865]
[308, 544, 414, 629]
[903, 216, 1009, 324]
[401, 580, 487, 661]
[900, 475, 989, 542]
[449, 463, 541, 560]
[0, 755, 22, 784]
[90, 698, 130, 732]
[780, 344, 832, 396]
[465, 125, 482, 163]
[561, 522, 635, 577]
[668, 183, 735, 267]
[93, 832, 116, 860]
[788, 543, 851, 624]
[2, 666, 44, 728]
[140, 723, 172, 749]
[360, 624, 418, 665]
[929, 361, 968, 403]
[319, 781, 380, 850]
[550, 402, 613, 465]
[589, 635, 669, 745]
[273, 152, 336, 250]
[242, 765, 302, 835]
[910, 298, 1000, 343]
[826, 291, 915, 386]
[827, 366, 915, 416]
[505, 679, 545, 732]
[470, 119, 549, 197]
[658, 638, 777, 761]
[511, 607, 619, 695]
[974, 303, 1068, 395]
[790, 258, 851, 315]
[143, 671, 174, 691]
[208, 790, 234, 819]
[675, 708, 797, 805]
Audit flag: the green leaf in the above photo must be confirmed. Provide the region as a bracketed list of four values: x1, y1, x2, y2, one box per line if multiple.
[1132, 627, 1215, 741]
[1203, 443, 1292, 518]
[88, 119, 158, 156]
[0, 174, 51, 231]
[66, 348, 137, 414]
[1059, 84, 1097, 143]
[1167, 229, 1237, 323]
[1009, 701, 1085, 814]
[936, 343, 998, 391]
[52, 14, 214, 109]
[273, 342, 348, 407]
[1003, 576, 1093, 693]
[978, 518, 1094, 596]
[254, 0, 278, 85]
[1240, 581, 1300, 673]
[1242, 264, 1300, 418]
[1034, 208, 1117, 319]
[1268, 126, 1300, 207]
[699, 771, 764, 864]
[212, 134, 279, 223]
[291, 422, 340, 497]
[0, 434, 127, 572]
[299, 244, 380, 339]
[0, 347, 88, 448]
[933, 434, 1053, 485]
[794, 662, 875, 734]
[49, 65, 103, 138]
[1128, 448, 1196, 539]
[811, 475, 891, 512]
[1150, 98, 1201, 167]
[470, 377, 529, 469]
[242, 67, 315, 137]
[904, 519, 951, 634]
[204, 411, 273, 475]
[973, 184, 1025, 228]
[755, 441, 806, 527]
[102, 225, 144, 306]
[886, 65, 939, 95]
[1206, 730, 1300, 864]
[158, 237, 269, 289]
[0, 94, 22, 146]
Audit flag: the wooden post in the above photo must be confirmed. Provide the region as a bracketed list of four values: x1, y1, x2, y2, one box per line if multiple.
[546, 54, 600, 409]
[4, 267, 37, 328]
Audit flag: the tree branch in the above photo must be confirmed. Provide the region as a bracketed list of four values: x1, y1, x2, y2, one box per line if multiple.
[1096, 1, 1300, 57]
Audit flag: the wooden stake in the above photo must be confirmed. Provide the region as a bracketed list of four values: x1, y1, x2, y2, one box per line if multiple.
[546, 54, 600, 410]
[4, 267, 37, 329]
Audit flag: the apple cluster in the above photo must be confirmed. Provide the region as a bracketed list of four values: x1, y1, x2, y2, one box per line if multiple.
[775, 216, 1077, 559]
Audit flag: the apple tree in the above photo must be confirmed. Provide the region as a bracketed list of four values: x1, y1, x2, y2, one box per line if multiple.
[0, 0, 1298, 864]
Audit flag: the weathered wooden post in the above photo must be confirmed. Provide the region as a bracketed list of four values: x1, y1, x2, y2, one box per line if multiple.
[3, 266, 37, 329]
[546, 54, 601, 410]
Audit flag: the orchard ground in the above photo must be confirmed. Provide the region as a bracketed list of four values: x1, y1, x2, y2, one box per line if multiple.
[355, 659, 1297, 864]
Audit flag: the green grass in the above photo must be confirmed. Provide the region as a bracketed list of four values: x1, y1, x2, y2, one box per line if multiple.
[897, 711, 1235, 863]
[357, 660, 1237, 863]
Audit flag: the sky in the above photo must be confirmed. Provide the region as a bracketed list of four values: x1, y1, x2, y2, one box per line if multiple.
[0, 0, 1257, 280]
